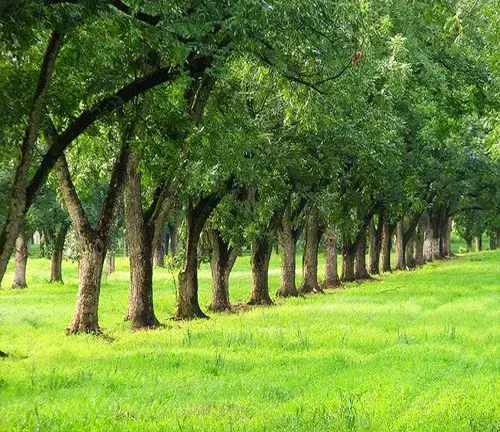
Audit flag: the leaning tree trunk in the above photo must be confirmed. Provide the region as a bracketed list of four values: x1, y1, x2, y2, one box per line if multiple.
[395, 220, 405, 271]
[248, 236, 274, 305]
[12, 233, 28, 288]
[354, 233, 370, 279]
[324, 225, 339, 288]
[475, 235, 482, 252]
[125, 152, 160, 329]
[380, 222, 393, 273]
[277, 225, 299, 297]
[67, 242, 106, 334]
[208, 230, 238, 312]
[299, 207, 322, 294]
[0, 32, 64, 287]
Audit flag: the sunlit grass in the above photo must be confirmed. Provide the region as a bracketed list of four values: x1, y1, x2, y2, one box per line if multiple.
[1, 249, 499, 431]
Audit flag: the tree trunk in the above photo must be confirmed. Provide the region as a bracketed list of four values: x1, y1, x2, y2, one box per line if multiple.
[50, 247, 64, 282]
[169, 224, 178, 257]
[153, 225, 166, 267]
[106, 251, 115, 275]
[342, 237, 356, 282]
[475, 235, 482, 252]
[0, 32, 64, 287]
[67, 243, 105, 334]
[56, 123, 131, 334]
[395, 220, 405, 270]
[465, 236, 473, 253]
[324, 225, 339, 288]
[299, 207, 322, 294]
[354, 233, 369, 279]
[380, 222, 393, 272]
[405, 238, 415, 269]
[276, 226, 299, 297]
[50, 223, 68, 283]
[423, 212, 433, 262]
[125, 152, 160, 329]
[208, 230, 238, 312]
[175, 194, 224, 319]
[368, 215, 383, 275]
[489, 233, 496, 250]
[248, 236, 274, 305]
[430, 210, 442, 260]
[12, 233, 28, 288]
[414, 217, 425, 266]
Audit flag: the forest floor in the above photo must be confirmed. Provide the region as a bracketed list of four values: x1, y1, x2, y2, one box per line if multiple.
[0, 250, 499, 431]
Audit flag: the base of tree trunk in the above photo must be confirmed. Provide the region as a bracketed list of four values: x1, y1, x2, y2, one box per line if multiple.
[65, 322, 102, 335]
[276, 286, 299, 297]
[247, 296, 274, 306]
[298, 282, 323, 295]
[131, 319, 162, 331]
[208, 302, 232, 313]
[174, 310, 209, 320]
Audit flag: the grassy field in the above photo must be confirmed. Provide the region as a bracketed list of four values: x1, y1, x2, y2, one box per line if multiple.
[0, 248, 499, 431]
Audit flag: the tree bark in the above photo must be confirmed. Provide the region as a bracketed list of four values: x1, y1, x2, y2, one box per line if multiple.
[354, 233, 370, 279]
[475, 235, 482, 252]
[277, 225, 299, 297]
[106, 252, 115, 276]
[125, 152, 160, 329]
[207, 230, 238, 312]
[248, 236, 274, 305]
[430, 210, 444, 260]
[423, 212, 433, 262]
[0, 31, 64, 287]
[342, 236, 356, 282]
[395, 220, 405, 270]
[153, 225, 166, 267]
[299, 207, 323, 294]
[175, 194, 224, 319]
[380, 222, 393, 272]
[324, 225, 339, 288]
[414, 216, 425, 266]
[368, 213, 383, 275]
[405, 237, 415, 269]
[68, 243, 105, 334]
[12, 233, 28, 288]
[56, 127, 130, 334]
[489, 233, 496, 250]
[50, 224, 68, 283]
[169, 224, 179, 257]
[465, 236, 473, 253]
[50, 247, 64, 283]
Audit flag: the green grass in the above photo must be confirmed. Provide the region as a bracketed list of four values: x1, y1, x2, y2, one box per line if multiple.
[1, 250, 499, 431]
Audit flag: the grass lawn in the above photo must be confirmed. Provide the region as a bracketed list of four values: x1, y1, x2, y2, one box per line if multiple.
[0, 249, 499, 431]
